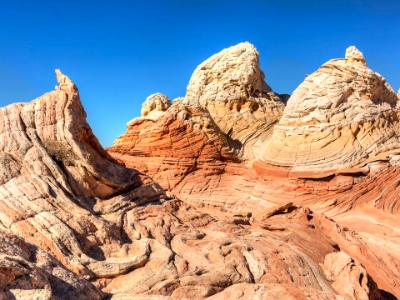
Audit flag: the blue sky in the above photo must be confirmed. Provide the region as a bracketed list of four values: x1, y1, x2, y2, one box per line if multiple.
[1, 0, 399, 146]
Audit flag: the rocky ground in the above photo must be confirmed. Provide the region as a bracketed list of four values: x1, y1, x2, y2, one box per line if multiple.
[0, 43, 399, 299]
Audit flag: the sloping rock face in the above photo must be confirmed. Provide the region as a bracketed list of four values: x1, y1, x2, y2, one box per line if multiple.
[262, 46, 400, 176]
[0, 70, 165, 298]
[0, 230, 101, 299]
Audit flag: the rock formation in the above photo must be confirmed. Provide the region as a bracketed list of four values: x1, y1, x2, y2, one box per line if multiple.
[109, 99, 238, 191]
[0, 43, 399, 299]
[184, 42, 285, 159]
[139, 93, 171, 121]
[262, 46, 400, 176]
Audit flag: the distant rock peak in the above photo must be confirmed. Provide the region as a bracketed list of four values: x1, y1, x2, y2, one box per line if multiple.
[345, 45, 366, 65]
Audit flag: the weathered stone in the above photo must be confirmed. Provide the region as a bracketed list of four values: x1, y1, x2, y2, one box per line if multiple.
[1, 43, 399, 300]
[262, 46, 400, 175]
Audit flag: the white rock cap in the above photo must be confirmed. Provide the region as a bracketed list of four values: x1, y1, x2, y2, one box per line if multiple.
[345, 46, 366, 64]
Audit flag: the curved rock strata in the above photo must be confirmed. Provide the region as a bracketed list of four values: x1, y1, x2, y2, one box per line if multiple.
[185, 42, 285, 159]
[0, 70, 165, 294]
[108, 43, 400, 299]
[1, 43, 400, 300]
[262, 46, 400, 176]
[108, 99, 238, 191]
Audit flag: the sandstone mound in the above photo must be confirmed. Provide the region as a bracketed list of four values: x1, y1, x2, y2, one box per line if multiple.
[109, 99, 238, 191]
[185, 42, 285, 159]
[139, 93, 171, 121]
[108, 42, 285, 194]
[262, 46, 400, 177]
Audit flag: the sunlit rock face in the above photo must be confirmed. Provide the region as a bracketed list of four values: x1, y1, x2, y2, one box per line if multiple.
[0, 72, 384, 299]
[0, 70, 165, 298]
[109, 99, 238, 191]
[262, 46, 400, 177]
[185, 42, 285, 159]
[139, 92, 171, 121]
[108, 44, 400, 299]
[108, 42, 285, 196]
[1, 43, 400, 299]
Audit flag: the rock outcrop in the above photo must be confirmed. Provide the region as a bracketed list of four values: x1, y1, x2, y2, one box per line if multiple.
[109, 100, 237, 191]
[184, 42, 285, 159]
[108, 42, 285, 192]
[0, 230, 102, 299]
[1, 43, 400, 299]
[108, 43, 400, 299]
[262, 46, 400, 176]
[0, 70, 165, 297]
[139, 93, 171, 121]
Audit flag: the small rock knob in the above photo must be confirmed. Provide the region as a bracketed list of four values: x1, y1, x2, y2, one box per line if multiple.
[345, 46, 366, 64]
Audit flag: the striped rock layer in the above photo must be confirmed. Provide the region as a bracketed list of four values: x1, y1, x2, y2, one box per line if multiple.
[109, 43, 400, 298]
[0, 43, 399, 299]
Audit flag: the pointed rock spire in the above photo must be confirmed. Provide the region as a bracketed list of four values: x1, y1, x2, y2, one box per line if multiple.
[55, 69, 77, 93]
[345, 46, 366, 65]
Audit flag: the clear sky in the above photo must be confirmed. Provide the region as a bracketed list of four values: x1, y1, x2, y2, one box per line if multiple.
[1, 0, 399, 146]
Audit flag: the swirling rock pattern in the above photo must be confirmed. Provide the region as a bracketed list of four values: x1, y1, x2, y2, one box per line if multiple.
[1, 43, 400, 299]
[109, 43, 400, 299]
[262, 46, 400, 176]
[185, 42, 285, 159]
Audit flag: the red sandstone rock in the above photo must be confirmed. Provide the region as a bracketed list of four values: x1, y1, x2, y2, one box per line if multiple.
[0, 43, 399, 299]
[108, 43, 400, 299]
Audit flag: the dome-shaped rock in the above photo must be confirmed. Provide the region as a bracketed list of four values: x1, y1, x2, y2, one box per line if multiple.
[262, 46, 400, 175]
[140, 92, 171, 120]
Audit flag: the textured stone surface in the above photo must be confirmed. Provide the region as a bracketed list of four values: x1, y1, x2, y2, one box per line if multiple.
[185, 42, 285, 159]
[262, 46, 400, 175]
[0, 70, 165, 297]
[109, 100, 237, 191]
[0, 230, 102, 299]
[108, 44, 400, 299]
[1, 43, 400, 300]
[139, 93, 171, 121]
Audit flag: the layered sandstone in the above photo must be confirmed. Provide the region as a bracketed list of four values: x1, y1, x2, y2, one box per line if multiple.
[262, 46, 400, 176]
[0, 230, 102, 299]
[184, 42, 285, 159]
[1, 43, 400, 299]
[0, 70, 165, 297]
[0, 69, 385, 300]
[108, 42, 285, 192]
[109, 99, 237, 191]
[108, 43, 400, 298]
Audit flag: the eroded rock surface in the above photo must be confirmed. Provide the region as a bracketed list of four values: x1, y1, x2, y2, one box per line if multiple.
[184, 42, 285, 159]
[1, 43, 399, 299]
[262, 46, 400, 176]
[108, 43, 400, 299]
